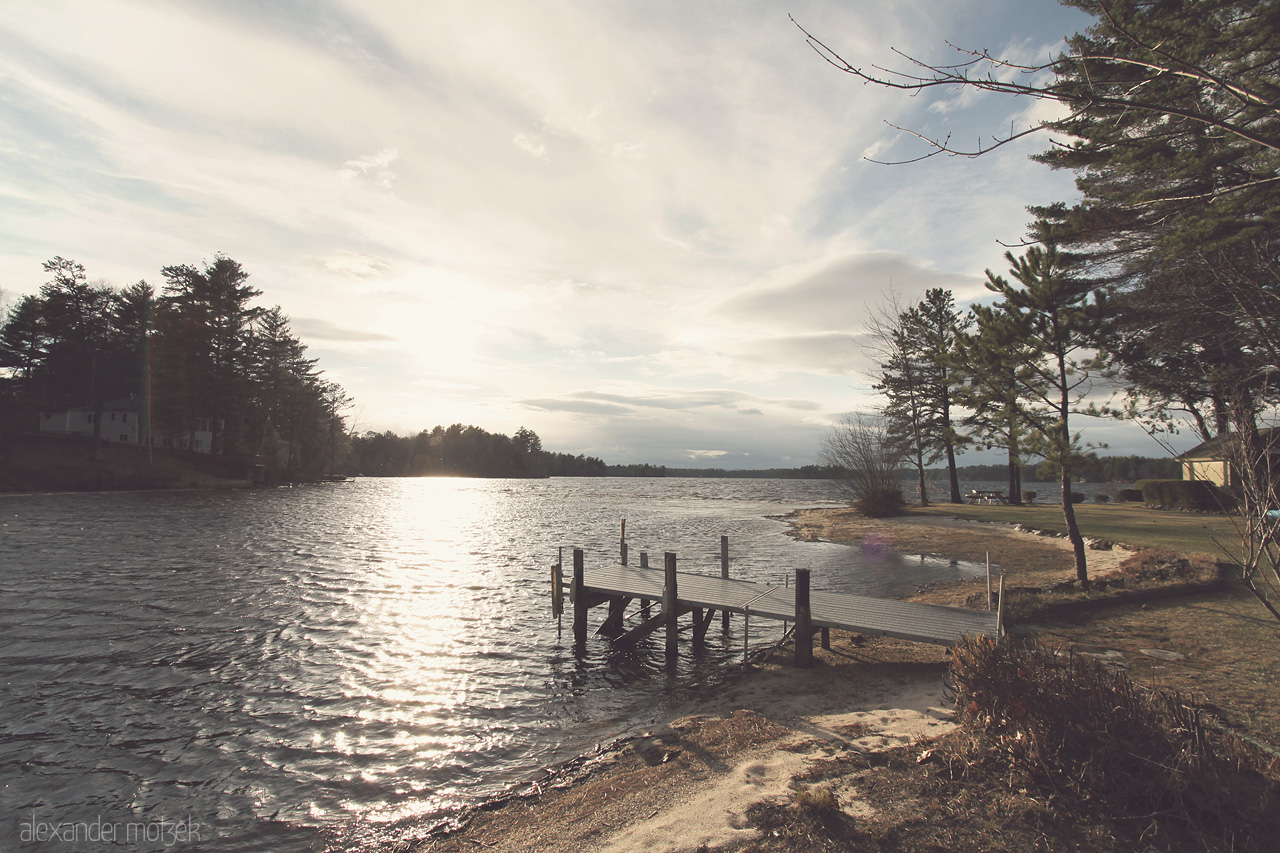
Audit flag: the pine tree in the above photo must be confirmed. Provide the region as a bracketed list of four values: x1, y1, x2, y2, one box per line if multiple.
[1030, 2, 1280, 434]
[983, 225, 1106, 587]
[910, 289, 972, 503]
[873, 313, 933, 506]
[153, 255, 262, 454]
[956, 309, 1043, 505]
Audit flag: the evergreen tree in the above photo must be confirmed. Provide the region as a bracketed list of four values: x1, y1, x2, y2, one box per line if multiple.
[0, 295, 48, 399]
[910, 289, 972, 503]
[983, 226, 1106, 587]
[956, 310, 1043, 504]
[873, 311, 932, 506]
[870, 290, 971, 506]
[1028, 2, 1280, 438]
[153, 255, 262, 454]
[38, 258, 114, 417]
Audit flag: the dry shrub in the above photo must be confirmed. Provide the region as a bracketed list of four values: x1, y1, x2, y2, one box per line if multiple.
[853, 486, 905, 518]
[746, 785, 857, 853]
[1111, 547, 1222, 583]
[791, 784, 838, 815]
[946, 635, 1280, 849]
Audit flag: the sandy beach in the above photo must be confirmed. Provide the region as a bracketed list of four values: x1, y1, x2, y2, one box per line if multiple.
[415, 635, 955, 853]
[407, 506, 1118, 853]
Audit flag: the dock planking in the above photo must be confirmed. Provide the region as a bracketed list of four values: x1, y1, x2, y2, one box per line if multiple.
[556, 535, 1003, 667]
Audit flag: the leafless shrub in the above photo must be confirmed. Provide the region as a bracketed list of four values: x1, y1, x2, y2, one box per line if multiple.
[819, 411, 905, 517]
[946, 636, 1280, 848]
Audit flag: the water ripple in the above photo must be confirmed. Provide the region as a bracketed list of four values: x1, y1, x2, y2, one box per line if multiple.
[0, 477, 983, 851]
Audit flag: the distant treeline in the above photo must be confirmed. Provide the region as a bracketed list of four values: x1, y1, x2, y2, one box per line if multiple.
[349, 425, 609, 478]
[945, 455, 1180, 485]
[663, 465, 843, 479]
[347, 425, 1181, 484]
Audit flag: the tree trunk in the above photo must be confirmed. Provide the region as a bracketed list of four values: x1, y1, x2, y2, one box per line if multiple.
[944, 438, 961, 503]
[914, 454, 929, 507]
[1057, 353, 1088, 588]
[941, 389, 962, 503]
[1006, 451, 1021, 505]
[1061, 470, 1089, 588]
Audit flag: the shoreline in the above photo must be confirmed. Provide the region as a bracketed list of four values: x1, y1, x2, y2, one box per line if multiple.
[407, 635, 957, 853]
[398, 505, 1101, 853]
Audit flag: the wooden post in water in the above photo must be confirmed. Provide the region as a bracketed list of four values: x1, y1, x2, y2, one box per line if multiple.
[720, 535, 730, 633]
[573, 548, 587, 649]
[621, 518, 628, 566]
[640, 552, 651, 617]
[664, 552, 678, 657]
[552, 547, 563, 638]
[794, 568, 812, 668]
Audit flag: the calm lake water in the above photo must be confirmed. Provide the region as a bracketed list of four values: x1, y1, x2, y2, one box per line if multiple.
[0, 477, 992, 852]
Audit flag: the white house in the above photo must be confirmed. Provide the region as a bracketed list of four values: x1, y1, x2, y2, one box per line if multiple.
[38, 396, 221, 454]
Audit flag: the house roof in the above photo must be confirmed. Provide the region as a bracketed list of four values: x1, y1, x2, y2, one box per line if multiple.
[1177, 426, 1280, 460]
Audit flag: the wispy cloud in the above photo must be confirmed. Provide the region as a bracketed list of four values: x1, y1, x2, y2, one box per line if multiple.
[0, 0, 1174, 465]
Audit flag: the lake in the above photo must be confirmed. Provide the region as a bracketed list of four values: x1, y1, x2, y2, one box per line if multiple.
[0, 477, 990, 851]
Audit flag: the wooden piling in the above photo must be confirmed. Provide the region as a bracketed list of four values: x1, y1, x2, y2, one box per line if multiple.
[640, 551, 651, 617]
[794, 568, 812, 668]
[573, 548, 587, 648]
[664, 552, 678, 655]
[720, 535, 730, 633]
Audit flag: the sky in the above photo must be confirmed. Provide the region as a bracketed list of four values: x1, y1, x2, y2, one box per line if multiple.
[0, 0, 1197, 469]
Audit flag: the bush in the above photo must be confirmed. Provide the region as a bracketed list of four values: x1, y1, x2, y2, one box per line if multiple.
[947, 636, 1279, 846]
[1140, 479, 1237, 512]
[1117, 488, 1143, 502]
[1068, 491, 1086, 504]
[854, 487, 905, 518]
[820, 413, 906, 517]
[1093, 492, 1111, 503]
[1021, 490, 1037, 504]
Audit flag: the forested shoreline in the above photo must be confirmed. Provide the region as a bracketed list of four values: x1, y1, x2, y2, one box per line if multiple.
[0, 255, 348, 479]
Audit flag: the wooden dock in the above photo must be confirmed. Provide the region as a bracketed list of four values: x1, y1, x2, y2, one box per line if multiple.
[552, 534, 1003, 667]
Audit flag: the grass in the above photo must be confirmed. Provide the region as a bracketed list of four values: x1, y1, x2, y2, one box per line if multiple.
[914, 501, 1240, 560]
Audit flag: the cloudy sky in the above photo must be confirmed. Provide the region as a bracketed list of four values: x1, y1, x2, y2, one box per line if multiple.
[0, 1, 1191, 468]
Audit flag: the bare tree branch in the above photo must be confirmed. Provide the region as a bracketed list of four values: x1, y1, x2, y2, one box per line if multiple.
[790, 12, 1280, 159]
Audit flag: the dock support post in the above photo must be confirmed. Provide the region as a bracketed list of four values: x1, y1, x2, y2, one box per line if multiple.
[720, 536, 730, 633]
[573, 548, 587, 650]
[621, 518, 628, 566]
[640, 552, 651, 617]
[794, 568, 812, 668]
[664, 552, 678, 659]
[821, 627, 830, 650]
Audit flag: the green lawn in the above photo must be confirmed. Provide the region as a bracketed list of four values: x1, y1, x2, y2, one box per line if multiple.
[913, 501, 1241, 560]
